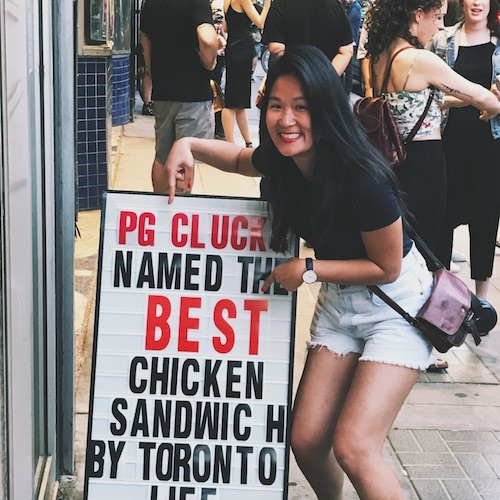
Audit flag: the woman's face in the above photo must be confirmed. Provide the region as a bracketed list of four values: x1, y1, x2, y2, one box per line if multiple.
[415, 2, 447, 45]
[266, 75, 315, 176]
[462, 0, 490, 25]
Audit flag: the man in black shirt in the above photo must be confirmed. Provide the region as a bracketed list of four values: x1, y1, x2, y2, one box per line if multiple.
[140, 0, 218, 192]
[262, 0, 353, 75]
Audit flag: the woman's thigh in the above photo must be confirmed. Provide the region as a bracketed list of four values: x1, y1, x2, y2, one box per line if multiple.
[335, 361, 420, 450]
[292, 347, 360, 448]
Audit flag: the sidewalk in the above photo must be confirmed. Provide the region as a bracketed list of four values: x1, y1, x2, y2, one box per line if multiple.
[73, 65, 500, 499]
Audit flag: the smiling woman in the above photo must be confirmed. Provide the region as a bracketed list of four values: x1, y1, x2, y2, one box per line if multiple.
[265, 76, 315, 175]
[163, 45, 454, 498]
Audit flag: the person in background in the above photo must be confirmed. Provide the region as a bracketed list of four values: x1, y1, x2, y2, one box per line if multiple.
[222, 0, 271, 147]
[342, 0, 363, 94]
[140, 0, 218, 193]
[366, 0, 500, 253]
[366, 0, 500, 370]
[165, 45, 439, 499]
[431, 0, 500, 301]
[211, 0, 227, 140]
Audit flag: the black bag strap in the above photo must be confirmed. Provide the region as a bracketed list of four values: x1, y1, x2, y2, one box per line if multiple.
[368, 284, 419, 326]
[404, 88, 436, 145]
[367, 222, 445, 324]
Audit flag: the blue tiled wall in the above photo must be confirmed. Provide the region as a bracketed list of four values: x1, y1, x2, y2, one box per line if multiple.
[77, 56, 110, 210]
[112, 55, 131, 126]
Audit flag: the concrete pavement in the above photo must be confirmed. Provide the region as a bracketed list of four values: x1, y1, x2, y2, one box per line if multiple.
[72, 64, 500, 499]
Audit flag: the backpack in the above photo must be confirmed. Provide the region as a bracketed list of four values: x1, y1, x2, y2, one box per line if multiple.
[353, 47, 434, 168]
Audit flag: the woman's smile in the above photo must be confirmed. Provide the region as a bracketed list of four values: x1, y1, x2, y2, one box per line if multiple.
[266, 75, 315, 176]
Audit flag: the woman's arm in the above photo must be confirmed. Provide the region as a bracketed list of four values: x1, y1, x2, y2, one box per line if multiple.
[416, 51, 500, 120]
[331, 43, 354, 76]
[262, 218, 404, 292]
[165, 137, 261, 204]
[240, 0, 271, 30]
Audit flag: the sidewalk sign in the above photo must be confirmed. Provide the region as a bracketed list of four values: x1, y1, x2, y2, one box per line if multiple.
[84, 191, 298, 500]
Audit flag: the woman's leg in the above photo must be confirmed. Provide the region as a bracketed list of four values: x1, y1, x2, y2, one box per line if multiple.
[476, 278, 490, 299]
[234, 108, 252, 145]
[333, 361, 420, 500]
[222, 108, 235, 143]
[291, 347, 360, 500]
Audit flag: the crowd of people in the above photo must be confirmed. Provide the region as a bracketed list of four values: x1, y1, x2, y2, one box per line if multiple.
[139, 0, 500, 498]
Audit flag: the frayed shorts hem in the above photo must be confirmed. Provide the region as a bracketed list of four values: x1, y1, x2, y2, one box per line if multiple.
[307, 341, 429, 371]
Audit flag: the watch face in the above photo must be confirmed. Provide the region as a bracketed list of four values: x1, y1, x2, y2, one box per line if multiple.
[302, 269, 317, 284]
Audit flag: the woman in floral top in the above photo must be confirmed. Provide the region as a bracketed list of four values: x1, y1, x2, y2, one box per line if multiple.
[366, 0, 500, 253]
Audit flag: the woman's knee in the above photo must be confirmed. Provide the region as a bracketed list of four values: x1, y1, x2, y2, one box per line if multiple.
[291, 426, 332, 462]
[332, 430, 371, 474]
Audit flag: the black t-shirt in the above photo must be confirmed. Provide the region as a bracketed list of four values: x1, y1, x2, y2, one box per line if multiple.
[262, 0, 353, 61]
[140, 0, 214, 102]
[252, 141, 412, 260]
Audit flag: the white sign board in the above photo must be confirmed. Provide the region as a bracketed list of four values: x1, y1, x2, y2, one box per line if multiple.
[84, 192, 297, 500]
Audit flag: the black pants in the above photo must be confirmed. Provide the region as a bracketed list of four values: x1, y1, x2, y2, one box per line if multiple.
[396, 140, 447, 255]
[436, 112, 500, 281]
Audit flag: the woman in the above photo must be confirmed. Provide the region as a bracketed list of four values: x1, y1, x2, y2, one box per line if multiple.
[222, 0, 271, 146]
[366, 0, 500, 253]
[431, 0, 500, 300]
[166, 45, 438, 499]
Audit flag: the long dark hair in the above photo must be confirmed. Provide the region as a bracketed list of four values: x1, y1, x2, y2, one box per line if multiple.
[488, 0, 500, 36]
[366, 0, 444, 61]
[260, 45, 404, 252]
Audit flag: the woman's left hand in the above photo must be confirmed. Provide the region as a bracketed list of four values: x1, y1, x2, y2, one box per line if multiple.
[261, 258, 305, 293]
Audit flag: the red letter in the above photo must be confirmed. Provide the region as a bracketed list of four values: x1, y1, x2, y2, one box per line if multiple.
[244, 300, 268, 355]
[178, 297, 201, 352]
[231, 216, 248, 250]
[213, 299, 236, 353]
[211, 215, 229, 249]
[138, 212, 156, 246]
[172, 213, 189, 247]
[145, 295, 171, 350]
[190, 214, 206, 248]
[250, 217, 267, 251]
[118, 211, 137, 244]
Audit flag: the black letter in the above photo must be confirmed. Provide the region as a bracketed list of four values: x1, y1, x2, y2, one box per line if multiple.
[259, 447, 277, 485]
[234, 404, 252, 441]
[193, 445, 211, 482]
[114, 250, 132, 288]
[86, 440, 105, 478]
[110, 398, 128, 436]
[129, 357, 148, 394]
[204, 255, 223, 291]
[266, 405, 285, 443]
[108, 440, 126, 479]
[136, 252, 155, 288]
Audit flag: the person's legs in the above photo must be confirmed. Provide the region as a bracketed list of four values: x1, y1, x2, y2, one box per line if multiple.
[234, 108, 252, 145]
[152, 100, 213, 192]
[333, 361, 420, 499]
[152, 101, 177, 192]
[222, 108, 235, 143]
[291, 347, 360, 500]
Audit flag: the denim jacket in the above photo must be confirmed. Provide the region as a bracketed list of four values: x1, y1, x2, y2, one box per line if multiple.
[430, 22, 500, 139]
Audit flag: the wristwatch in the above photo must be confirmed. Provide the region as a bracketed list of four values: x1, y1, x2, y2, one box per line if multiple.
[302, 257, 318, 284]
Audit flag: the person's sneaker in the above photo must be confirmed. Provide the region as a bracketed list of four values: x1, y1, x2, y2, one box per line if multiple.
[450, 261, 460, 273]
[451, 249, 467, 262]
[142, 101, 154, 116]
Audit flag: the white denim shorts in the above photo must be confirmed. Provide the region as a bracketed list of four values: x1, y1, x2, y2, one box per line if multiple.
[309, 244, 433, 370]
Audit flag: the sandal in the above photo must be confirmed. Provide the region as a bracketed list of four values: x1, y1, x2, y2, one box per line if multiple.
[427, 358, 449, 372]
